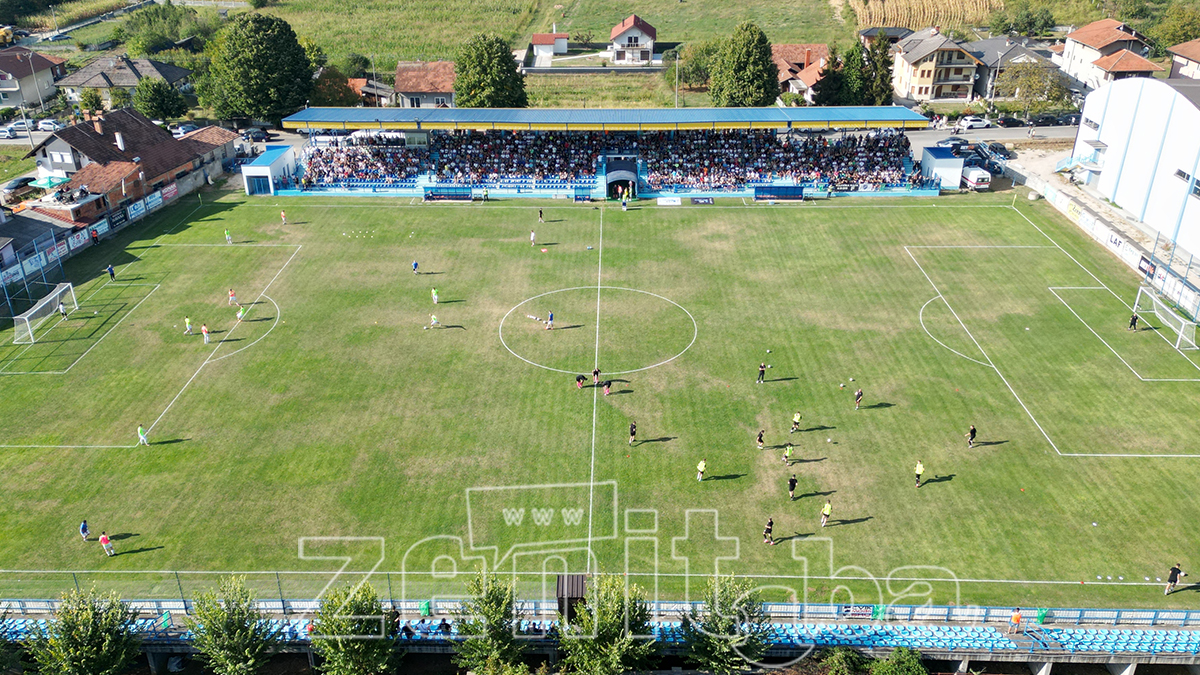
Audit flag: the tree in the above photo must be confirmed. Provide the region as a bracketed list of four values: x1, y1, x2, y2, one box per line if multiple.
[866, 33, 895, 106]
[452, 569, 526, 673]
[311, 584, 398, 675]
[573, 29, 595, 47]
[311, 65, 360, 107]
[0, 612, 24, 674]
[677, 39, 721, 87]
[27, 588, 140, 675]
[1151, 5, 1200, 53]
[300, 36, 327, 72]
[993, 60, 1069, 117]
[109, 87, 133, 109]
[127, 30, 175, 56]
[679, 576, 771, 674]
[341, 52, 371, 79]
[455, 33, 527, 108]
[79, 88, 103, 113]
[868, 647, 928, 675]
[186, 576, 282, 675]
[812, 44, 849, 106]
[559, 575, 657, 675]
[133, 78, 187, 119]
[842, 44, 868, 105]
[202, 13, 313, 123]
[823, 646, 868, 675]
[709, 22, 779, 107]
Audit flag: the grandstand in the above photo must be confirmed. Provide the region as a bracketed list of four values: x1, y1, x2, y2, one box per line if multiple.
[275, 107, 939, 200]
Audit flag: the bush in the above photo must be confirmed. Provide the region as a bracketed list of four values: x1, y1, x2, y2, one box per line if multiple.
[868, 647, 927, 675]
[247, 0, 270, 8]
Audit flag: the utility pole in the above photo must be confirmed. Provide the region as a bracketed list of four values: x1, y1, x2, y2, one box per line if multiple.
[674, 53, 679, 108]
[50, 5, 59, 34]
[371, 54, 379, 107]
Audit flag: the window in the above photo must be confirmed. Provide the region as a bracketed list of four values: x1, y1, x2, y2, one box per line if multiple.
[1176, 169, 1193, 182]
[434, 97, 446, 106]
[954, 68, 962, 75]
[0, 92, 7, 100]
[625, 36, 639, 47]
[409, 97, 421, 107]
[1083, 117, 1098, 130]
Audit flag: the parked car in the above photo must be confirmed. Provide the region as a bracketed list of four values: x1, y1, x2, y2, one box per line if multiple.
[36, 119, 64, 132]
[13, 29, 31, 37]
[41, 33, 71, 42]
[985, 142, 1015, 159]
[0, 127, 17, 139]
[1028, 113, 1059, 126]
[936, 136, 969, 150]
[171, 123, 199, 138]
[241, 127, 269, 142]
[1057, 113, 1081, 126]
[993, 116, 1027, 128]
[958, 116, 992, 129]
[7, 120, 29, 132]
[1, 176, 35, 198]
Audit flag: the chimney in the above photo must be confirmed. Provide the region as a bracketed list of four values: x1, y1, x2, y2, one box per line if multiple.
[805, 47, 812, 66]
[114, 131, 125, 152]
[93, 118, 103, 135]
[552, 22, 556, 33]
[932, 26, 940, 35]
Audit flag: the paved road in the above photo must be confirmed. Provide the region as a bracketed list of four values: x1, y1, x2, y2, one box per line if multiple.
[906, 126, 1077, 154]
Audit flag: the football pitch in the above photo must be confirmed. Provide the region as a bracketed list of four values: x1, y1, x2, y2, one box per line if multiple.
[1, 187, 1199, 610]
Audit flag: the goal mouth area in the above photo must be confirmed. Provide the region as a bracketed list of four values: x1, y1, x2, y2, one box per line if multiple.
[1133, 286, 1198, 351]
[11, 283, 77, 345]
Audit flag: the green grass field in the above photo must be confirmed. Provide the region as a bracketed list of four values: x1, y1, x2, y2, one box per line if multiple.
[2, 186, 1199, 610]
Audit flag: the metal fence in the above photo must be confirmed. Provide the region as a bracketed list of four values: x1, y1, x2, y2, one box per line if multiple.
[1147, 231, 1200, 321]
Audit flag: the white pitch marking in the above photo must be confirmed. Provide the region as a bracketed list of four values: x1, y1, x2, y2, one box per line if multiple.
[918, 296, 991, 367]
[586, 207, 603, 576]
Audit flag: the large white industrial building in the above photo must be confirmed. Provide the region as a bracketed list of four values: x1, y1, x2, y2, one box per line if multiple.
[1069, 78, 1200, 256]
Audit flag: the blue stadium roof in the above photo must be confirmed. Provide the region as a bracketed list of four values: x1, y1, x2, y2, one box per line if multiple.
[248, 145, 291, 166]
[282, 106, 929, 131]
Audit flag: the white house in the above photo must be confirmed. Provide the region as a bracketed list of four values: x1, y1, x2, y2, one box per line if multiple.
[1168, 38, 1200, 80]
[393, 61, 455, 108]
[56, 56, 191, 108]
[1068, 78, 1200, 257]
[1059, 19, 1158, 91]
[0, 47, 65, 108]
[532, 32, 569, 58]
[610, 15, 655, 64]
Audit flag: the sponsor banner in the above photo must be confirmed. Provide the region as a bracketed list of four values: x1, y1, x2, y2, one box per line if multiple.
[656, 197, 682, 206]
[1065, 201, 1083, 223]
[67, 230, 90, 251]
[1079, 211, 1096, 232]
[145, 191, 163, 211]
[1138, 256, 1156, 277]
[2, 264, 23, 285]
[128, 199, 146, 221]
[91, 219, 110, 236]
[46, 241, 68, 263]
[842, 605, 875, 619]
[21, 251, 46, 276]
[109, 207, 127, 228]
[690, 197, 714, 205]
[162, 182, 178, 201]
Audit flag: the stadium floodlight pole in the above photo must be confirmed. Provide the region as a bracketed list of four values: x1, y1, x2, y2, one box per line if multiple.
[674, 52, 679, 109]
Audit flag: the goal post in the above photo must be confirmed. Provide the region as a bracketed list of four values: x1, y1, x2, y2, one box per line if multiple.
[1133, 286, 1198, 350]
[12, 282, 77, 345]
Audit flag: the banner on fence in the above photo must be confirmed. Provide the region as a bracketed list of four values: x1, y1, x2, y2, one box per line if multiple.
[21, 251, 46, 277]
[1, 264, 22, 285]
[67, 230, 90, 251]
[656, 197, 682, 206]
[127, 199, 146, 221]
[91, 219, 109, 237]
[1139, 256, 1156, 276]
[46, 241, 68, 263]
[162, 183, 178, 201]
[690, 197, 714, 205]
[109, 207, 127, 228]
[145, 191, 163, 211]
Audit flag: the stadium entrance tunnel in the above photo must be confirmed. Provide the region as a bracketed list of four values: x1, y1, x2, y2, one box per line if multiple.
[605, 159, 638, 199]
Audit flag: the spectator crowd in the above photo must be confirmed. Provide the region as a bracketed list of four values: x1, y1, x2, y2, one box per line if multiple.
[299, 129, 917, 192]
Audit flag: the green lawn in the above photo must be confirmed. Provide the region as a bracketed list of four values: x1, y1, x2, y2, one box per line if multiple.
[0, 146, 35, 184]
[1, 187, 1199, 611]
[525, 73, 711, 108]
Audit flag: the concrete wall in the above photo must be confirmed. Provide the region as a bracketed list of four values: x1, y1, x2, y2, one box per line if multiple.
[1074, 78, 1200, 257]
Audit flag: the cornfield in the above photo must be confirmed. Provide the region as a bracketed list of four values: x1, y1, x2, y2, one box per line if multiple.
[21, 0, 129, 31]
[848, 0, 1003, 30]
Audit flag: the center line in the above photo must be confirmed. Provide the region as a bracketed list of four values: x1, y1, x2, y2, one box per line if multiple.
[586, 207, 604, 575]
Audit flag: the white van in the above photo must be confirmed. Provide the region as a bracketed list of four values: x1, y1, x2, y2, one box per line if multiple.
[962, 167, 991, 191]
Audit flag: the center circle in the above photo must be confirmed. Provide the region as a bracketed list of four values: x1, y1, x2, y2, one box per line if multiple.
[499, 286, 698, 375]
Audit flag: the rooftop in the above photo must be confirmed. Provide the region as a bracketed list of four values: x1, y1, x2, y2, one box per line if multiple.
[0, 46, 61, 79]
[611, 15, 656, 41]
[895, 28, 980, 65]
[1066, 19, 1142, 51]
[248, 145, 291, 167]
[859, 27, 914, 40]
[28, 108, 195, 180]
[531, 33, 568, 45]
[965, 36, 1046, 68]
[1092, 49, 1162, 73]
[1168, 37, 1200, 63]
[56, 56, 191, 89]
[283, 106, 929, 132]
[64, 160, 140, 195]
[393, 61, 455, 94]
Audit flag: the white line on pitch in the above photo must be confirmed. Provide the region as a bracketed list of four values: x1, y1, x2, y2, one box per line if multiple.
[586, 208, 603, 576]
[147, 246, 300, 435]
[918, 296, 990, 367]
[905, 246, 1062, 455]
[905, 245, 1059, 249]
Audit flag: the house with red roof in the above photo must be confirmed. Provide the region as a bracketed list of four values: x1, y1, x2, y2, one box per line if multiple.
[772, 44, 828, 103]
[1167, 37, 1200, 80]
[394, 61, 455, 108]
[1060, 19, 1155, 90]
[610, 15, 655, 64]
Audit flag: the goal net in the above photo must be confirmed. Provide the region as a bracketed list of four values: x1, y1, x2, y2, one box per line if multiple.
[12, 283, 77, 344]
[1133, 286, 1198, 350]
